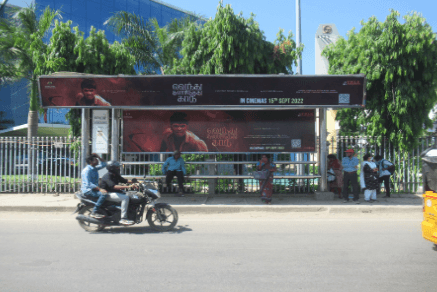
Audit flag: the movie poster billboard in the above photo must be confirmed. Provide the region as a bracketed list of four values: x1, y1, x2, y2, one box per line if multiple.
[39, 74, 366, 108]
[122, 110, 315, 153]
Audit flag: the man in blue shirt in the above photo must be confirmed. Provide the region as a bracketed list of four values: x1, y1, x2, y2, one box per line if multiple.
[342, 149, 360, 203]
[162, 150, 187, 197]
[374, 155, 393, 198]
[81, 153, 108, 218]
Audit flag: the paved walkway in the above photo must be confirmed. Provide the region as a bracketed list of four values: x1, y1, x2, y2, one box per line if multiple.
[0, 192, 423, 214]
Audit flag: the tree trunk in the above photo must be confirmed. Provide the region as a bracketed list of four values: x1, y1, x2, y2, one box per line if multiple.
[28, 78, 39, 178]
[27, 110, 38, 178]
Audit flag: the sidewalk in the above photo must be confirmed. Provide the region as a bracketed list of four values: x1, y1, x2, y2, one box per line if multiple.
[0, 192, 423, 214]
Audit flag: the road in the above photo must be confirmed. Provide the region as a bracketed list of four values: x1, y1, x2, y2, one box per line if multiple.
[0, 211, 436, 292]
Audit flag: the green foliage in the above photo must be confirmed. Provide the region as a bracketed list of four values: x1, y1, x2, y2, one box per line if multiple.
[0, 4, 60, 116]
[65, 109, 81, 137]
[322, 10, 437, 150]
[105, 11, 198, 75]
[37, 20, 136, 75]
[169, 1, 303, 75]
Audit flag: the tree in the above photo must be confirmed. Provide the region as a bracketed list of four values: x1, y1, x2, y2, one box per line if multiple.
[169, 1, 303, 75]
[0, 4, 60, 138]
[104, 11, 198, 75]
[0, 4, 60, 177]
[35, 20, 136, 136]
[322, 10, 437, 150]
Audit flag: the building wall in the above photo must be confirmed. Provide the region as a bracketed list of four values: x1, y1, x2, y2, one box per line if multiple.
[315, 24, 340, 154]
[0, 0, 197, 128]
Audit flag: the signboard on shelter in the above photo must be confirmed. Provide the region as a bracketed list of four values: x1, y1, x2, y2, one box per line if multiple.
[38, 74, 366, 108]
[92, 110, 109, 154]
[122, 110, 316, 153]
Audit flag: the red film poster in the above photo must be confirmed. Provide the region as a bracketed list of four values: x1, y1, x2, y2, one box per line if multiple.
[122, 110, 315, 153]
[39, 75, 366, 108]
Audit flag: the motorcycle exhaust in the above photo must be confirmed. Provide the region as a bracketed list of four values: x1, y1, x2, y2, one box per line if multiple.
[76, 215, 103, 225]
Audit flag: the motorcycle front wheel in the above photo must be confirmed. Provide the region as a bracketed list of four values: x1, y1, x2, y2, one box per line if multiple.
[78, 205, 106, 232]
[147, 205, 178, 231]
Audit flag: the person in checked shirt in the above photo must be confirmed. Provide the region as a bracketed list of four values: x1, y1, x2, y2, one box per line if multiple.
[342, 149, 360, 204]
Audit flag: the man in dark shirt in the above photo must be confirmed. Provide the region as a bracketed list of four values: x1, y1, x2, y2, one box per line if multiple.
[99, 161, 137, 225]
[160, 112, 208, 152]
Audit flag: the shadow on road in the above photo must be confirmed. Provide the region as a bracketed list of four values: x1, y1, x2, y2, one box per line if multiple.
[94, 225, 193, 234]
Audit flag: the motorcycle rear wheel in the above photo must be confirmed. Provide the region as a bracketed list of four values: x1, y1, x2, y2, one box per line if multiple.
[78, 205, 106, 232]
[147, 205, 178, 231]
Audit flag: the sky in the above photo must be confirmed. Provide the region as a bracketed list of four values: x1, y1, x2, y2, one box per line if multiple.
[6, 0, 437, 75]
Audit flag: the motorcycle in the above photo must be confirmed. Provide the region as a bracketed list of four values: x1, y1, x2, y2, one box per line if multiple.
[74, 178, 178, 232]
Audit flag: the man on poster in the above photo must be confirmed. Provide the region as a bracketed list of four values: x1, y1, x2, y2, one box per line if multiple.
[76, 79, 111, 106]
[160, 112, 208, 152]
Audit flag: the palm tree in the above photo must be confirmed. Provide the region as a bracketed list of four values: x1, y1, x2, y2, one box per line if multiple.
[0, 4, 60, 175]
[104, 11, 200, 75]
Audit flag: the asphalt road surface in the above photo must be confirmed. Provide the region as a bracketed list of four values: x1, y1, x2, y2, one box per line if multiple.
[0, 211, 436, 292]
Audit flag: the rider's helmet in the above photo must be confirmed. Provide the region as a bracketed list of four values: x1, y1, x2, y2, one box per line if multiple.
[106, 160, 121, 174]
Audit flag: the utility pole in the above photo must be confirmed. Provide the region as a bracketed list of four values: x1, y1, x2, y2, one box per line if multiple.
[295, 0, 304, 185]
[296, 0, 302, 75]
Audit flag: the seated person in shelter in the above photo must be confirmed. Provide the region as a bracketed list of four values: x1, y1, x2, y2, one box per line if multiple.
[81, 153, 108, 219]
[162, 150, 188, 197]
[99, 161, 138, 225]
[160, 112, 208, 152]
[76, 79, 111, 106]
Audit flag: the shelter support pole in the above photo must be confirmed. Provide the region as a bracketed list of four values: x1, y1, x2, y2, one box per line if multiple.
[206, 154, 216, 196]
[111, 109, 120, 161]
[81, 109, 90, 170]
[319, 108, 328, 192]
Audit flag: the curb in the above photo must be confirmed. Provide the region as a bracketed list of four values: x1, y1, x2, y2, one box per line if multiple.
[0, 205, 422, 214]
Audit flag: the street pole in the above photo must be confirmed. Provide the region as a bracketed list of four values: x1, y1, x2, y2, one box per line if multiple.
[81, 109, 90, 170]
[296, 0, 302, 75]
[296, 0, 304, 184]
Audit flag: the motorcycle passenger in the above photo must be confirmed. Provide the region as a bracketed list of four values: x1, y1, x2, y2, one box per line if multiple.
[99, 161, 138, 225]
[81, 153, 108, 219]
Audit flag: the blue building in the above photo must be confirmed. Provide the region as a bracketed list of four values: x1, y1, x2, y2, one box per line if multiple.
[0, 0, 200, 129]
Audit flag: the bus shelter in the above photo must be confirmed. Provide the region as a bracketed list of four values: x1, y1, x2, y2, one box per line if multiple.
[38, 73, 366, 195]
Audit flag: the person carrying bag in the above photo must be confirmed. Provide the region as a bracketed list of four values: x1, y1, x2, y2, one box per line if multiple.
[374, 155, 394, 198]
[254, 154, 277, 205]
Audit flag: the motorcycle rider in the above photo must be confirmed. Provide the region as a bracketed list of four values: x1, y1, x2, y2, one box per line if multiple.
[99, 161, 138, 225]
[81, 153, 108, 219]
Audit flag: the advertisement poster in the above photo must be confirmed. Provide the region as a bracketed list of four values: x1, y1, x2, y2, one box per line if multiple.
[122, 110, 315, 153]
[39, 75, 365, 108]
[92, 110, 109, 154]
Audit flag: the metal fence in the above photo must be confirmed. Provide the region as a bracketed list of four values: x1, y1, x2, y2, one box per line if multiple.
[329, 135, 436, 194]
[0, 137, 82, 193]
[0, 136, 320, 194]
[1, 135, 433, 194]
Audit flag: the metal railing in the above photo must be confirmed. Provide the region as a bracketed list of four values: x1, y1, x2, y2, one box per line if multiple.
[0, 137, 82, 193]
[2, 134, 430, 194]
[120, 153, 320, 195]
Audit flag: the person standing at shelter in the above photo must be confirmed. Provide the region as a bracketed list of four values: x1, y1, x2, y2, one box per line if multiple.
[162, 150, 188, 197]
[327, 154, 343, 199]
[256, 154, 277, 205]
[342, 149, 360, 203]
[374, 154, 393, 198]
[81, 153, 108, 218]
[360, 153, 379, 202]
